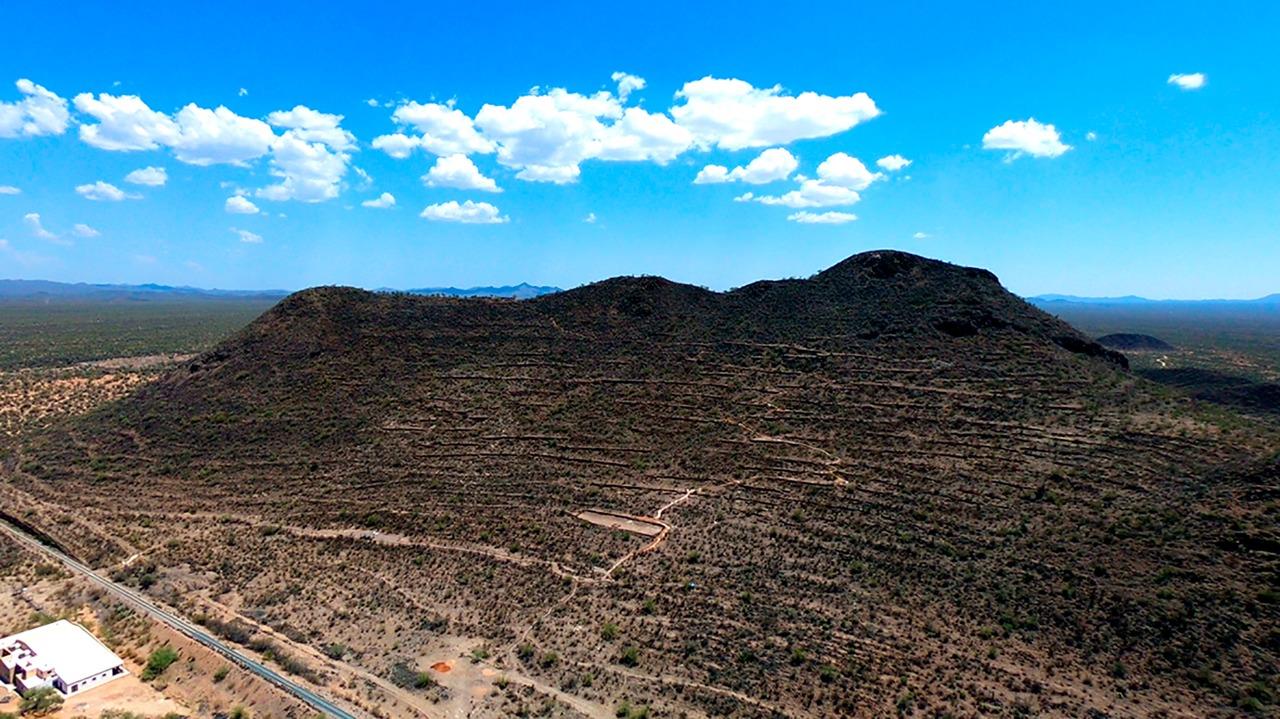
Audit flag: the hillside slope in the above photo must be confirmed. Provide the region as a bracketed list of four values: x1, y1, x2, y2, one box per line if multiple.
[7, 251, 1278, 718]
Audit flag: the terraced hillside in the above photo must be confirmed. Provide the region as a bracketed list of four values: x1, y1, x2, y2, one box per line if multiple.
[5, 251, 1278, 718]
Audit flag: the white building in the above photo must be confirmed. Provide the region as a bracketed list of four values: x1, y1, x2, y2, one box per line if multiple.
[0, 620, 127, 696]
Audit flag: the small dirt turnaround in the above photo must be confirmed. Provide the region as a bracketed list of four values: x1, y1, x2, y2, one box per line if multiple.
[575, 510, 665, 537]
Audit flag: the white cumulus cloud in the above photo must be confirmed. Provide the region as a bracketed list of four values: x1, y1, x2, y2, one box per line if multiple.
[0, 185, 20, 195]
[420, 200, 508, 224]
[362, 192, 396, 209]
[171, 104, 278, 166]
[0, 79, 70, 139]
[474, 87, 692, 182]
[225, 195, 260, 214]
[913, 231, 930, 239]
[73, 92, 180, 151]
[76, 181, 139, 201]
[254, 106, 356, 202]
[982, 118, 1071, 159]
[268, 106, 356, 151]
[817, 153, 882, 190]
[256, 130, 351, 203]
[125, 166, 168, 186]
[74, 91, 354, 203]
[694, 147, 798, 185]
[788, 211, 857, 224]
[670, 77, 879, 150]
[693, 165, 730, 184]
[736, 179, 861, 208]
[74, 92, 278, 165]
[370, 133, 420, 159]
[424, 154, 500, 192]
[611, 72, 646, 101]
[374, 101, 494, 158]
[374, 76, 881, 186]
[73, 223, 100, 238]
[1168, 73, 1206, 91]
[876, 154, 911, 172]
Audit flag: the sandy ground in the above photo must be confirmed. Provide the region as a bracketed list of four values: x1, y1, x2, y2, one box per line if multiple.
[52, 673, 187, 718]
[575, 510, 664, 537]
[0, 673, 186, 719]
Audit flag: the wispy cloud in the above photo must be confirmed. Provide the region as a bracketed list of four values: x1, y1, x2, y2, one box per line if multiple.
[76, 180, 141, 201]
[787, 210, 857, 224]
[23, 212, 68, 244]
[1168, 72, 1206, 91]
[231, 227, 263, 243]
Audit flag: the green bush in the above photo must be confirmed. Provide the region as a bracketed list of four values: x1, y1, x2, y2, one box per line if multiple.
[19, 687, 63, 715]
[142, 646, 180, 681]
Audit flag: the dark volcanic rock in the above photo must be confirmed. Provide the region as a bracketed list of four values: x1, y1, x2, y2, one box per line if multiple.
[13, 249, 1278, 718]
[1096, 333, 1174, 351]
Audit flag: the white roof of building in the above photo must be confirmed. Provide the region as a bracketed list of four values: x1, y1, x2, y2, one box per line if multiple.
[2, 620, 123, 685]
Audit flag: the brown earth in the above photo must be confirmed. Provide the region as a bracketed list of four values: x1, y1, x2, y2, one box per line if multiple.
[4, 251, 1279, 717]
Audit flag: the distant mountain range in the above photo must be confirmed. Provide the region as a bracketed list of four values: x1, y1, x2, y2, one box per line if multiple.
[396, 282, 562, 300]
[1030, 293, 1280, 306]
[8, 279, 1275, 306]
[0, 280, 289, 301]
[0, 279, 563, 302]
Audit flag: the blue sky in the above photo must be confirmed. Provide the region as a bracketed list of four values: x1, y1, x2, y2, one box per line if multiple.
[1, 1, 1277, 298]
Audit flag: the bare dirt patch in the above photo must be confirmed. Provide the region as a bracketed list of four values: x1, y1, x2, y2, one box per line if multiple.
[575, 510, 663, 537]
[52, 674, 185, 719]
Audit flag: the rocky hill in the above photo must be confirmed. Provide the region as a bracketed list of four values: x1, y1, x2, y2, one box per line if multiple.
[1097, 333, 1174, 351]
[7, 251, 1278, 718]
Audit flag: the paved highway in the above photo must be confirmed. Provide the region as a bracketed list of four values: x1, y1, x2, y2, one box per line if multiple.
[0, 519, 359, 719]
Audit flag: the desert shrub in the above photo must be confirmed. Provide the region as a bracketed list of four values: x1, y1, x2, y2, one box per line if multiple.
[199, 616, 254, 645]
[142, 646, 179, 680]
[101, 711, 145, 719]
[322, 643, 347, 659]
[389, 660, 434, 690]
[615, 702, 650, 719]
[19, 687, 62, 715]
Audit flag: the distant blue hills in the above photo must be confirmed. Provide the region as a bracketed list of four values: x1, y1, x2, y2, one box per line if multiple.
[1029, 293, 1280, 306]
[390, 282, 562, 300]
[5, 278, 1274, 306]
[0, 279, 563, 302]
[0, 279, 290, 300]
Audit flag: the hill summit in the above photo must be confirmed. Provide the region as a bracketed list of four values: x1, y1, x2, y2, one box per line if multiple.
[10, 250, 1277, 717]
